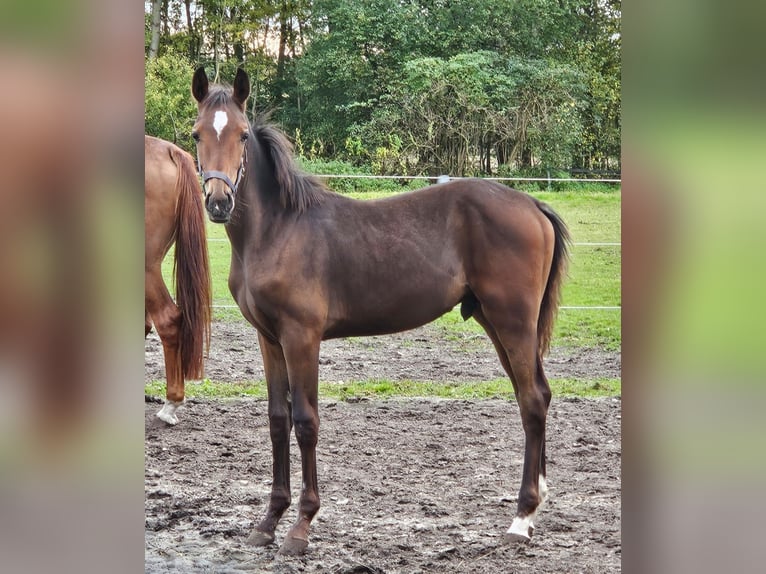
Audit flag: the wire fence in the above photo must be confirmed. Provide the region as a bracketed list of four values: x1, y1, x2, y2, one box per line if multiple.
[311, 174, 622, 184]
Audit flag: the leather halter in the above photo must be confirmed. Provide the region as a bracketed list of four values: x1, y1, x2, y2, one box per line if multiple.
[198, 144, 247, 195]
[202, 170, 239, 193]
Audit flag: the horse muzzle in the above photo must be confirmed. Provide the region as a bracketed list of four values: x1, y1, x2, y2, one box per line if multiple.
[202, 171, 237, 222]
[205, 190, 234, 223]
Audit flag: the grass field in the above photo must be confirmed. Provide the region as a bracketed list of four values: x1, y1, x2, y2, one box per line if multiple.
[155, 184, 621, 397]
[146, 376, 620, 401]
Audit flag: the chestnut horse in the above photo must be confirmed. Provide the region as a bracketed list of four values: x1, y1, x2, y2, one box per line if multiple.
[191, 68, 570, 555]
[145, 135, 211, 425]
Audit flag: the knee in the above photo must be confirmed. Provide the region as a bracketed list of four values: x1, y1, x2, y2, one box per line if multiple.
[269, 410, 292, 441]
[293, 414, 319, 448]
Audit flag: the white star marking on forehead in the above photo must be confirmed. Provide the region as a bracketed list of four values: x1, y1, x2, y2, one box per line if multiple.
[213, 110, 228, 140]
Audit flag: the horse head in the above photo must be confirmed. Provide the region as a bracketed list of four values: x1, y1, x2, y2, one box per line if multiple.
[191, 67, 250, 223]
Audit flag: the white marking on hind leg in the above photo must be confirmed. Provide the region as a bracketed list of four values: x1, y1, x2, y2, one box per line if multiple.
[539, 475, 549, 503]
[156, 399, 184, 425]
[505, 514, 534, 543]
[505, 477, 549, 543]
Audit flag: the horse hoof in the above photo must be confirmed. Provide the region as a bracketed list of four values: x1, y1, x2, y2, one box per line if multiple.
[504, 515, 534, 544]
[246, 529, 275, 547]
[277, 536, 308, 556]
[156, 399, 184, 425]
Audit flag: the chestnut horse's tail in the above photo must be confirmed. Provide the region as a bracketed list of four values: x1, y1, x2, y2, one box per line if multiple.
[169, 146, 211, 380]
[535, 200, 571, 356]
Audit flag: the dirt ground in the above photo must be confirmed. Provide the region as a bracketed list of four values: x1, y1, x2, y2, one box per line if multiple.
[145, 320, 621, 385]
[145, 321, 621, 573]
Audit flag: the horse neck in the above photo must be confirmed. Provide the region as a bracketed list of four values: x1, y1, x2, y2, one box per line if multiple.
[225, 147, 288, 250]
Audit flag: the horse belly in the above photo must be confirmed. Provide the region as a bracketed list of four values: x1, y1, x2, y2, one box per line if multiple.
[324, 276, 464, 339]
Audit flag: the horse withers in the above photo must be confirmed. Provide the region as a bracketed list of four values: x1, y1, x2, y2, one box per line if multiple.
[145, 135, 212, 425]
[191, 67, 570, 555]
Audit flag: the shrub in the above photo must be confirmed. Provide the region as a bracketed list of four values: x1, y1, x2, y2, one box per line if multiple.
[145, 52, 197, 152]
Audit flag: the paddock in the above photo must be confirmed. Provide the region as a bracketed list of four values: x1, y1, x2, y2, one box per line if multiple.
[145, 321, 620, 573]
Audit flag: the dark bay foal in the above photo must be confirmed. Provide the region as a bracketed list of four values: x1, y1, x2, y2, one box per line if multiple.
[191, 67, 570, 556]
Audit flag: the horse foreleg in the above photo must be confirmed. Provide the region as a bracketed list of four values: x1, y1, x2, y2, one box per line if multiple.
[246, 333, 293, 547]
[277, 329, 321, 556]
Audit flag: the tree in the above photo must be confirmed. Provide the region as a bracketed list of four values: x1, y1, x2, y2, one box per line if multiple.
[287, 0, 426, 153]
[143, 0, 620, 171]
[145, 51, 198, 150]
[148, 0, 163, 59]
[357, 52, 583, 176]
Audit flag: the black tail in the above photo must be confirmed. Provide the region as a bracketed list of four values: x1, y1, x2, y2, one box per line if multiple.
[535, 201, 571, 356]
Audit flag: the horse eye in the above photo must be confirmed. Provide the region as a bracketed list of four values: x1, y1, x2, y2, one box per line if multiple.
[192, 132, 200, 142]
[241, 132, 249, 142]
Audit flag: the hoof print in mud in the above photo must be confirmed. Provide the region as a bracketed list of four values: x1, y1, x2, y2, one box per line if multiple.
[277, 536, 309, 556]
[245, 530, 275, 547]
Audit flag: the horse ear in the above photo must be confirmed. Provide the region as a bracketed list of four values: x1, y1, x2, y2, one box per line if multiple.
[192, 67, 209, 103]
[232, 68, 250, 110]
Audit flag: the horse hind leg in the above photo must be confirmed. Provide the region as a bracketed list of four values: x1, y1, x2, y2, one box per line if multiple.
[473, 305, 550, 543]
[513, 353, 552, 539]
[147, 275, 185, 425]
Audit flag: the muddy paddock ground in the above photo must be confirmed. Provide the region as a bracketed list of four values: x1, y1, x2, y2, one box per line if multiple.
[146, 321, 621, 573]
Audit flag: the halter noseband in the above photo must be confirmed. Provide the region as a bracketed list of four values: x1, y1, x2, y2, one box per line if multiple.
[198, 144, 247, 196]
[202, 170, 239, 193]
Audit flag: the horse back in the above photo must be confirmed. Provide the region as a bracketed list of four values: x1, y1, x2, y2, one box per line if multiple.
[246, 180, 555, 340]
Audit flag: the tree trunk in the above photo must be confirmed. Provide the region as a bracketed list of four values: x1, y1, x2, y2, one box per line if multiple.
[521, 145, 533, 168]
[232, 5, 245, 64]
[148, 0, 162, 59]
[496, 143, 507, 166]
[184, 0, 197, 61]
[276, 0, 289, 83]
[161, 0, 169, 38]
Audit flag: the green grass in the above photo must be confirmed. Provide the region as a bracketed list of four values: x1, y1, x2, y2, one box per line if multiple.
[162, 186, 620, 350]
[146, 376, 620, 400]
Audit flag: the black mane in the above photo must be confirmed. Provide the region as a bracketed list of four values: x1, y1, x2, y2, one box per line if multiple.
[251, 117, 329, 213]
